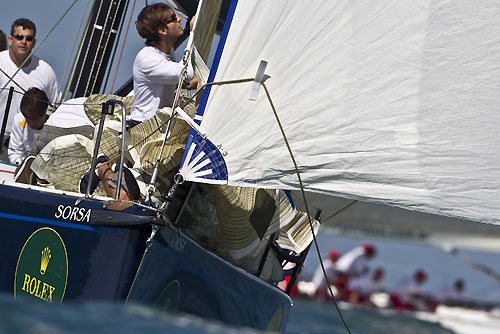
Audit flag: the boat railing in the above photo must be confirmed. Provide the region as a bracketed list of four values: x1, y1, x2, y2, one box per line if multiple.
[85, 99, 127, 202]
[276, 208, 321, 296]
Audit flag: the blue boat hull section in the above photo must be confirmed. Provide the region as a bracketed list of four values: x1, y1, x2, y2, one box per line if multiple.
[127, 224, 292, 332]
[0, 183, 292, 331]
[0, 184, 151, 302]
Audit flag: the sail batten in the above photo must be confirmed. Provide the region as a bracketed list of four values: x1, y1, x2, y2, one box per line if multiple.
[180, 0, 500, 225]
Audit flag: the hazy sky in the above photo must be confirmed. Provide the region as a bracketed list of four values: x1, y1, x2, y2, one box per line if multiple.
[0, 0, 186, 97]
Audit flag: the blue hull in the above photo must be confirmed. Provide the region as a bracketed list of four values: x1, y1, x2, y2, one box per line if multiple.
[128, 224, 292, 331]
[0, 183, 151, 302]
[0, 182, 292, 331]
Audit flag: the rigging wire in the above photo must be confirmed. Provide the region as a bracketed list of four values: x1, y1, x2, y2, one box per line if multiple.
[62, 0, 96, 100]
[445, 247, 500, 285]
[12, 150, 91, 159]
[102, 0, 132, 94]
[86, 0, 122, 94]
[169, 77, 353, 334]
[9, 89, 102, 106]
[261, 82, 352, 334]
[0, 0, 79, 95]
[0, 68, 26, 93]
[86, 1, 113, 94]
[292, 191, 358, 224]
[107, 0, 137, 93]
[59, 0, 93, 103]
[73, 0, 103, 95]
[177, 78, 254, 108]
[323, 200, 358, 223]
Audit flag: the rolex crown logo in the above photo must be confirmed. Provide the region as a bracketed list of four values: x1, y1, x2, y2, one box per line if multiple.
[40, 247, 51, 275]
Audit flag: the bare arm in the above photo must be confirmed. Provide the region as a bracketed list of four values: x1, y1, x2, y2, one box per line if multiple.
[96, 163, 139, 201]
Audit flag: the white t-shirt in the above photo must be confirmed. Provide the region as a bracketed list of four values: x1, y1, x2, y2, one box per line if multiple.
[0, 50, 61, 137]
[312, 259, 338, 291]
[8, 98, 93, 164]
[129, 46, 193, 122]
[392, 276, 422, 304]
[8, 112, 39, 164]
[348, 273, 383, 295]
[335, 247, 370, 278]
[46, 97, 93, 128]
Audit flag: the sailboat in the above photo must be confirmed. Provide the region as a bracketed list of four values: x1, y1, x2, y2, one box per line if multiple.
[2, 0, 500, 333]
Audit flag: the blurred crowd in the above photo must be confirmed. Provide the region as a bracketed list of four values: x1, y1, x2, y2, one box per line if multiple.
[292, 243, 466, 313]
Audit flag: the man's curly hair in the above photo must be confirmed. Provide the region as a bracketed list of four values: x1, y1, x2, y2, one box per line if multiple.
[136, 3, 174, 46]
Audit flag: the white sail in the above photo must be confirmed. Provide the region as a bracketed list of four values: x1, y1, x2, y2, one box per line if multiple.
[180, 0, 500, 225]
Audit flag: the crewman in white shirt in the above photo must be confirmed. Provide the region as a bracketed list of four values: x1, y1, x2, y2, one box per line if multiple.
[128, 3, 196, 126]
[348, 267, 385, 305]
[0, 18, 60, 157]
[335, 243, 377, 298]
[312, 250, 340, 300]
[8, 88, 48, 164]
[390, 269, 430, 311]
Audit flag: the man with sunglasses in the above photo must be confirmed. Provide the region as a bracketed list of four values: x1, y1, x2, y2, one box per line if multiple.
[0, 18, 60, 159]
[128, 3, 197, 127]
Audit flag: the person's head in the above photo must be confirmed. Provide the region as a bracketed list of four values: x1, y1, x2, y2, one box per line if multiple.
[454, 279, 465, 293]
[8, 18, 37, 64]
[20, 88, 49, 130]
[361, 242, 376, 258]
[414, 269, 427, 284]
[0, 29, 7, 52]
[136, 3, 183, 46]
[328, 250, 340, 262]
[373, 267, 384, 281]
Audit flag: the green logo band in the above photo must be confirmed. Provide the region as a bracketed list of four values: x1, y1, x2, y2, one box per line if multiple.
[14, 227, 68, 303]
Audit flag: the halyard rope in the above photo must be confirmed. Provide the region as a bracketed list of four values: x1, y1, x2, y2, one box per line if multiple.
[108, 0, 137, 93]
[169, 77, 353, 334]
[86, 0, 124, 94]
[60, 0, 92, 102]
[261, 82, 352, 334]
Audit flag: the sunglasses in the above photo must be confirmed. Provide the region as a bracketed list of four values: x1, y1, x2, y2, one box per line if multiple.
[13, 34, 34, 42]
[164, 12, 178, 25]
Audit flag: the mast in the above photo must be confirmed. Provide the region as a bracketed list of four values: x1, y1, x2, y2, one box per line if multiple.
[65, 0, 128, 98]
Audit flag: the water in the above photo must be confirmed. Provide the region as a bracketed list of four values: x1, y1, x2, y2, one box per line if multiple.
[0, 294, 454, 334]
[1, 234, 494, 334]
[286, 298, 453, 334]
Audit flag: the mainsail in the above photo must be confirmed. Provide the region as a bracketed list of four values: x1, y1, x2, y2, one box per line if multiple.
[179, 0, 500, 225]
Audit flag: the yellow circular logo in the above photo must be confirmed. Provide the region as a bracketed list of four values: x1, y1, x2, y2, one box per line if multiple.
[155, 280, 181, 312]
[14, 227, 68, 303]
[266, 307, 283, 332]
